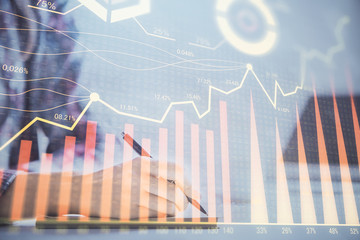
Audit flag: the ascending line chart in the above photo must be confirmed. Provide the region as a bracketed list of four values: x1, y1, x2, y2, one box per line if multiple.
[0, 6, 350, 152]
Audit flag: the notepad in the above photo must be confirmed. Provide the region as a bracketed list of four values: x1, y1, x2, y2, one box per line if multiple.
[35, 216, 218, 229]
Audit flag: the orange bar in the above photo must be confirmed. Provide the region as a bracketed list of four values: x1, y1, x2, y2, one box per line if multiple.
[10, 140, 32, 220]
[80, 121, 97, 219]
[219, 101, 232, 223]
[191, 124, 201, 222]
[139, 138, 151, 220]
[346, 68, 360, 175]
[296, 106, 317, 224]
[313, 87, 339, 224]
[175, 111, 184, 222]
[350, 96, 360, 175]
[35, 154, 53, 220]
[58, 136, 76, 217]
[120, 124, 134, 221]
[275, 121, 293, 223]
[332, 89, 359, 224]
[206, 130, 216, 222]
[158, 128, 168, 219]
[250, 95, 268, 223]
[100, 134, 115, 221]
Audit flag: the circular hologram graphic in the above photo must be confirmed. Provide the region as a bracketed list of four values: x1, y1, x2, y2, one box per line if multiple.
[216, 0, 277, 56]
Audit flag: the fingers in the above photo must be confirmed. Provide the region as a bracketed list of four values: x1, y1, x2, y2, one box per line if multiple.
[138, 193, 177, 218]
[145, 176, 188, 211]
[156, 161, 201, 202]
[133, 157, 200, 201]
[137, 189, 188, 218]
[132, 157, 187, 196]
[114, 157, 200, 199]
[126, 157, 197, 217]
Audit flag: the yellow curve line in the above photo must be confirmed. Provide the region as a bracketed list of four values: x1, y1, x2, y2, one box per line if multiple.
[0, 45, 243, 71]
[133, 17, 176, 41]
[0, 76, 92, 93]
[0, 99, 90, 112]
[1, 37, 240, 71]
[2, 27, 219, 68]
[0, 17, 349, 151]
[188, 40, 226, 50]
[99, 11, 349, 123]
[0, 30, 241, 66]
[27, 5, 64, 15]
[0, 88, 89, 98]
[98, 69, 251, 123]
[0, 10, 349, 75]
[0, 10, 124, 79]
[0, 100, 93, 152]
[0, 26, 231, 70]
[27, 3, 83, 15]
[62, 3, 84, 15]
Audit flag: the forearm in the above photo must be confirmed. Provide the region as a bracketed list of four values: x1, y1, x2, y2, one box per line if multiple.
[0, 158, 192, 220]
[0, 172, 38, 219]
[0, 171, 86, 219]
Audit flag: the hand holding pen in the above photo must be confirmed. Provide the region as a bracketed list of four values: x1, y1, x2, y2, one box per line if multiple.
[121, 132, 208, 216]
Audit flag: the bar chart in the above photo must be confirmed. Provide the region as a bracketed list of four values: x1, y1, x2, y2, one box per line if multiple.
[4, 92, 360, 229]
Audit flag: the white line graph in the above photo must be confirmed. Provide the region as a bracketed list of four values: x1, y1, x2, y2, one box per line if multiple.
[0, 8, 350, 151]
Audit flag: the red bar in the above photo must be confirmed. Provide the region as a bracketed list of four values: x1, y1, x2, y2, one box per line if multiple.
[332, 88, 359, 224]
[158, 128, 168, 219]
[175, 111, 185, 222]
[17, 140, 32, 171]
[219, 101, 232, 223]
[206, 130, 216, 222]
[313, 86, 339, 224]
[350, 96, 360, 175]
[62, 136, 76, 172]
[100, 134, 115, 221]
[191, 124, 201, 222]
[58, 136, 76, 216]
[120, 124, 134, 221]
[10, 140, 32, 220]
[346, 67, 360, 180]
[139, 138, 151, 220]
[35, 154, 53, 220]
[80, 121, 97, 219]
[83, 121, 97, 173]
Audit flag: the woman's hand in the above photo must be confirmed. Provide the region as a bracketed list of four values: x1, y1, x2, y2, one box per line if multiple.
[0, 157, 199, 220]
[86, 157, 199, 220]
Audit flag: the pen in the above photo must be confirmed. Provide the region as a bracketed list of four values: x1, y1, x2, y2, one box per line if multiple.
[121, 132, 208, 216]
[121, 132, 152, 158]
